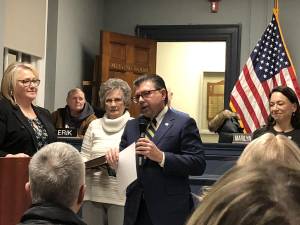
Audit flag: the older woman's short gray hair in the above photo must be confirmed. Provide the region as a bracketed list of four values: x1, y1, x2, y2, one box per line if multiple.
[99, 78, 132, 110]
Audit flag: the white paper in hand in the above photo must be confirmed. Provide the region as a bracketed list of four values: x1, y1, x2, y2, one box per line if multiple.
[116, 142, 137, 193]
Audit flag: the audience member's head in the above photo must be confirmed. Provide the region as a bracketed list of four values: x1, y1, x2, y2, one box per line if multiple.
[237, 133, 300, 169]
[66, 88, 86, 116]
[186, 163, 300, 225]
[267, 85, 300, 129]
[99, 78, 131, 119]
[26, 142, 85, 213]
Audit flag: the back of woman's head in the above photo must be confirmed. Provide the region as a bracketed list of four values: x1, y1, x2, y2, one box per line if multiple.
[186, 163, 300, 225]
[237, 133, 300, 169]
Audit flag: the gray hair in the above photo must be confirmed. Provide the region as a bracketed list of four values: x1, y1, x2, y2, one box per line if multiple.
[66, 88, 85, 101]
[29, 142, 85, 208]
[1, 62, 39, 106]
[99, 78, 132, 110]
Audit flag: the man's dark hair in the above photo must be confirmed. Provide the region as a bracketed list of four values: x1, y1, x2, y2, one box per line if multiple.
[133, 74, 168, 104]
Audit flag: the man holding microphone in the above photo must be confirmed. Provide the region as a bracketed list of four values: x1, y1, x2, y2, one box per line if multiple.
[106, 74, 206, 225]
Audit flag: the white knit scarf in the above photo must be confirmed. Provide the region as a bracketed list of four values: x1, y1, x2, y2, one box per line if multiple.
[101, 110, 131, 133]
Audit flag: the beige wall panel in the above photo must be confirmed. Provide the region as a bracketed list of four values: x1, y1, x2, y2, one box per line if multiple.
[4, 0, 47, 57]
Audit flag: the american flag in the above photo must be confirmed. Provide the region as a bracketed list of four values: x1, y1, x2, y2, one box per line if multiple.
[230, 8, 300, 133]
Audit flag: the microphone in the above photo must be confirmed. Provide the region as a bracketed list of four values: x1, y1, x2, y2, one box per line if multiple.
[138, 116, 150, 166]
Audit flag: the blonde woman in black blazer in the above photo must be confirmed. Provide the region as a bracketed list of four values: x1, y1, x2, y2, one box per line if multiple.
[0, 62, 56, 157]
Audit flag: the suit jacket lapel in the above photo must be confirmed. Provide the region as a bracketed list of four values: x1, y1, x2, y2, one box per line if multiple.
[13, 106, 38, 149]
[153, 109, 175, 145]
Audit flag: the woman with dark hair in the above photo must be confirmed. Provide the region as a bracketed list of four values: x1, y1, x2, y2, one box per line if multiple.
[252, 86, 300, 146]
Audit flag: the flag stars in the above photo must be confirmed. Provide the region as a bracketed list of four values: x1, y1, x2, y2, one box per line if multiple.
[247, 14, 292, 83]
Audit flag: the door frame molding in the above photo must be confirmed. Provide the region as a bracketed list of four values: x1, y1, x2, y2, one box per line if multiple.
[135, 24, 241, 109]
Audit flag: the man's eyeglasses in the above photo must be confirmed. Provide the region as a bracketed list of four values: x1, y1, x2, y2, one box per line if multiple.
[18, 79, 41, 87]
[131, 89, 160, 104]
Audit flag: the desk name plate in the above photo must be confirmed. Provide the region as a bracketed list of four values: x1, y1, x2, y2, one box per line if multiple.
[57, 128, 77, 137]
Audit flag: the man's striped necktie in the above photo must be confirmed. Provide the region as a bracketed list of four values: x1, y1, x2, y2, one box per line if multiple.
[145, 118, 157, 139]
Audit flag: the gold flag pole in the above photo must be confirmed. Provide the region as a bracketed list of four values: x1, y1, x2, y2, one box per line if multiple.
[274, 0, 278, 10]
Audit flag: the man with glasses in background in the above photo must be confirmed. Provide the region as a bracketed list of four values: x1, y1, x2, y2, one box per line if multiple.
[106, 74, 206, 225]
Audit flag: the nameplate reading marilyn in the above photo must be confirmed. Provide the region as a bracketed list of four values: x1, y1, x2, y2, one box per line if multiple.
[232, 133, 252, 144]
[57, 128, 77, 137]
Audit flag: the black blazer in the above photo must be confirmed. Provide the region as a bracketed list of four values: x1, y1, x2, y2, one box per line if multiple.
[0, 98, 57, 157]
[120, 108, 206, 225]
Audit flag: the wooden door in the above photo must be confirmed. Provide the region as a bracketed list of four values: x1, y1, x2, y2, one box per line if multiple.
[99, 31, 157, 117]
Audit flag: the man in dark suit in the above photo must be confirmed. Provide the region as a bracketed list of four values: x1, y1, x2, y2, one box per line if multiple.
[106, 74, 206, 225]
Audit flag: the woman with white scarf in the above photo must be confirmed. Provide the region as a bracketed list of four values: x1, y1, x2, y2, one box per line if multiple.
[81, 78, 132, 225]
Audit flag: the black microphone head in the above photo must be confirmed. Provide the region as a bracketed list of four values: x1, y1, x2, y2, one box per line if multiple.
[139, 116, 150, 137]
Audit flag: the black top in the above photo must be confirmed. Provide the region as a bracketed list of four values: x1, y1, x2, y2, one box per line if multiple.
[18, 202, 86, 225]
[218, 117, 244, 143]
[0, 97, 57, 157]
[252, 126, 300, 147]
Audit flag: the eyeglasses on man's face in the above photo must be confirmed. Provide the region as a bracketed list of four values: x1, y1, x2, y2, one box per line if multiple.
[18, 79, 41, 87]
[131, 89, 161, 104]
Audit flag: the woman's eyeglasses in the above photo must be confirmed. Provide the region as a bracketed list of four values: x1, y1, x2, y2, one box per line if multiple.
[18, 79, 41, 87]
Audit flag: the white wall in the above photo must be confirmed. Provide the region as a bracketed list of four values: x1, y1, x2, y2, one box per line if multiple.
[4, 0, 47, 57]
[53, 0, 104, 110]
[157, 42, 226, 142]
[0, 0, 5, 76]
[157, 42, 225, 122]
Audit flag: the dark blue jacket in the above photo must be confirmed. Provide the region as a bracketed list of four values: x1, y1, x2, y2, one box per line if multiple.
[120, 108, 206, 225]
